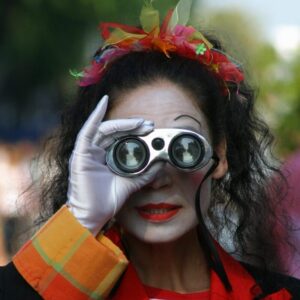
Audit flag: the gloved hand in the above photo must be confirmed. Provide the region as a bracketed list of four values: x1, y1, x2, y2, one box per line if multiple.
[67, 95, 162, 235]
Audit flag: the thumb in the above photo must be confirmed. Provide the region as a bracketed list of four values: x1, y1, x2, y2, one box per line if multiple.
[136, 161, 165, 185]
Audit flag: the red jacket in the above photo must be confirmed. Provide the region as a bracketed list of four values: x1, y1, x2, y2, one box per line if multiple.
[110, 245, 292, 300]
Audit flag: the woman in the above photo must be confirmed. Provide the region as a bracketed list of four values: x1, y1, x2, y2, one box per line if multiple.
[1, 0, 300, 299]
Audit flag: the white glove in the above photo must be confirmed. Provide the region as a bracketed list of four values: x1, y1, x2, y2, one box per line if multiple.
[67, 95, 162, 235]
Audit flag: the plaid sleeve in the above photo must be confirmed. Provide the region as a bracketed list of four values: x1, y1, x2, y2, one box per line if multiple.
[12, 205, 128, 300]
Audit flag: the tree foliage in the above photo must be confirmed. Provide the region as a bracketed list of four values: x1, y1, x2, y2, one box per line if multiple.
[203, 9, 300, 157]
[0, 0, 175, 140]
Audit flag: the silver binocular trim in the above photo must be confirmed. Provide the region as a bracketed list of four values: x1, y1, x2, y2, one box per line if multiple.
[106, 128, 213, 177]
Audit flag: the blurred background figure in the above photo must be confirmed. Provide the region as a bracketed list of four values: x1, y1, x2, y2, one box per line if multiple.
[0, 215, 8, 265]
[0, 142, 38, 265]
[276, 150, 300, 278]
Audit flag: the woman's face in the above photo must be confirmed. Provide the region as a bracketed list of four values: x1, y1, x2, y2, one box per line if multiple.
[107, 80, 226, 243]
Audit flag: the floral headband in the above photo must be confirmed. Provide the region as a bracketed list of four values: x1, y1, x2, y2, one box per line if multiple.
[71, 0, 244, 95]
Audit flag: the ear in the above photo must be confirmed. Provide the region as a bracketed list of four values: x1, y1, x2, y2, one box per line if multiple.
[212, 139, 228, 179]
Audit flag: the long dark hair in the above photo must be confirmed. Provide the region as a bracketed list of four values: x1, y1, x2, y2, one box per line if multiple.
[35, 37, 290, 273]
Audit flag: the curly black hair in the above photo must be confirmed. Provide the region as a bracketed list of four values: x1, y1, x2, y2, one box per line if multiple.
[35, 36, 290, 274]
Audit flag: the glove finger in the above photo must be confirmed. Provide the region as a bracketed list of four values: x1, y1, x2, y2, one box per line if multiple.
[93, 118, 153, 148]
[78, 95, 109, 141]
[122, 161, 165, 195]
[119, 120, 154, 137]
[137, 161, 165, 183]
[98, 118, 145, 136]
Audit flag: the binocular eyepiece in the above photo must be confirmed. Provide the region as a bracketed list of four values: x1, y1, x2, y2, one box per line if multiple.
[106, 128, 213, 177]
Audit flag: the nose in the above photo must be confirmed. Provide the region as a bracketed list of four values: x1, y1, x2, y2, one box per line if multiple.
[146, 166, 172, 190]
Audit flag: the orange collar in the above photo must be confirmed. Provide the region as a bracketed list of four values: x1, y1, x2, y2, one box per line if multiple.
[109, 243, 291, 300]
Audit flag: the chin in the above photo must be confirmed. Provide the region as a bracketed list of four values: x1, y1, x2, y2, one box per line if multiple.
[135, 233, 182, 244]
[125, 222, 199, 244]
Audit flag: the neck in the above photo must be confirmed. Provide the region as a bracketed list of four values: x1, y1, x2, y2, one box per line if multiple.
[123, 227, 210, 293]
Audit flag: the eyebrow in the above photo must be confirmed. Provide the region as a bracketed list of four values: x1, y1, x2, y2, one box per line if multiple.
[174, 114, 202, 127]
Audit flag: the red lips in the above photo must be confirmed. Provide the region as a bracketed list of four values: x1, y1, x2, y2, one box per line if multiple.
[135, 203, 182, 222]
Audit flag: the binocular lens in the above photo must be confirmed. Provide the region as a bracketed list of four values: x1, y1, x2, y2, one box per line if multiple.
[170, 135, 203, 168]
[114, 139, 148, 172]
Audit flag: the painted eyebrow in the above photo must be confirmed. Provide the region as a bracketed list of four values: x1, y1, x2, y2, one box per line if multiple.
[174, 114, 202, 127]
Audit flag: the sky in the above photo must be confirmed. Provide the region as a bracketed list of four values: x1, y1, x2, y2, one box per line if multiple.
[201, 0, 300, 58]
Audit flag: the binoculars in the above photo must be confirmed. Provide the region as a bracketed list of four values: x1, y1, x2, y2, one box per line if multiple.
[106, 128, 213, 177]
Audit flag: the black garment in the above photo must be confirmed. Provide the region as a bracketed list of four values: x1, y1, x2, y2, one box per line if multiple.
[243, 263, 300, 299]
[0, 262, 41, 299]
[0, 262, 300, 299]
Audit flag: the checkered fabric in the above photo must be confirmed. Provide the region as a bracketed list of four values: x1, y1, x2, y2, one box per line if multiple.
[13, 206, 128, 300]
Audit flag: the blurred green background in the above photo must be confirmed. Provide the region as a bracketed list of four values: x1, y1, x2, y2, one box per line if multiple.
[0, 0, 176, 142]
[0, 0, 299, 156]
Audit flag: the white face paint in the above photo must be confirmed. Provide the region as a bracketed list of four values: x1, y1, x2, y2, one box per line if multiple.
[107, 80, 215, 243]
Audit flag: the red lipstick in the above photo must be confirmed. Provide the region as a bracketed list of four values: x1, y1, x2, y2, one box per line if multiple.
[135, 203, 182, 222]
